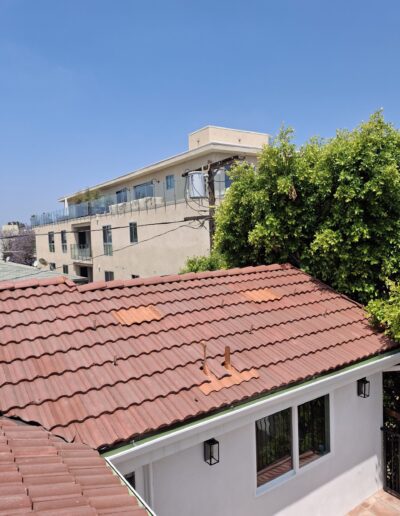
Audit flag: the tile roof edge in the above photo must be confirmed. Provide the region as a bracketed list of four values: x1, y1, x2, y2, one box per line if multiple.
[0, 275, 77, 292]
[102, 348, 400, 455]
[78, 263, 295, 292]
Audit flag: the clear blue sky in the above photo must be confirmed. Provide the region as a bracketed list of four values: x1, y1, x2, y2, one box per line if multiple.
[1, 0, 399, 225]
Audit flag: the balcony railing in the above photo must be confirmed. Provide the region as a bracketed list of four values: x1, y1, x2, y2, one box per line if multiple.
[71, 244, 92, 261]
[31, 170, 230, 227]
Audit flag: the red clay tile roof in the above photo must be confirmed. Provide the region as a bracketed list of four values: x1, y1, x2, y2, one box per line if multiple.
[0, 417, 147, 515]
[0, 264, 397, 450]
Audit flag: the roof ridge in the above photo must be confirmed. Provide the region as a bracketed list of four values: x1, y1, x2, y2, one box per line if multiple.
[0, 275, 76, 292]
[77, 263, 294, 292]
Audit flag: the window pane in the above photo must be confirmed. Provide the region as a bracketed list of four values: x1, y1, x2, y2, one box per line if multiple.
[130, 222, 138, 243]
[256, 408, 292, 486]
[298, 395, 330, 467]
[62, 265, 68, 274]
[48, 232, 55, 252]
[49, 263, 56, 271]
[116, 188, 128, 203]
[61, 231, 67, 253]
[166, 175, 175, 190]
[134, 182, 154, 199]
[102, 225, 112, 244]
[105, 271, 114, 281]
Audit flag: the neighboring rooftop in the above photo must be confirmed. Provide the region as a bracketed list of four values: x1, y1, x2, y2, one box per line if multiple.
[0, 260, 87, 285]
[0, 417, 148, 515]
[0, 264, 397, 451]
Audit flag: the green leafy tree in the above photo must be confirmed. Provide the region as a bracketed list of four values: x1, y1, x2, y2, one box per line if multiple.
[185, 112, 400, 304]
[180, 251, 226, 274]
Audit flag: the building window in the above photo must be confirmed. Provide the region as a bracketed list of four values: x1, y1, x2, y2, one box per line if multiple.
[166, 174, 175, 190]
[224, 167, 233, 189]
[116, 188, 128, 203]
[256, 408, 292, 487]
[102, 225, 113, 255]
[104, 270, 114, 281]
[62, 265, 69, 274]
[298, 395, 330, 467]
[129, 222, 138, 243]
[124, 472, 135, 489]
[49, 262, 56, 271]
[134, 181, 154, 199]
[61, 230, 67, 253]
[48, 232, 55, 252]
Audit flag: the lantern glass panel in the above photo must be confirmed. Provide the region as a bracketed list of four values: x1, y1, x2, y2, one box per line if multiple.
[357, 378, 370, 398]
[204, 438, 219, 465]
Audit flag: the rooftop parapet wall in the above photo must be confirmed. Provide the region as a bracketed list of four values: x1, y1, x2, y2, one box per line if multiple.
[188, 126, 269, 150]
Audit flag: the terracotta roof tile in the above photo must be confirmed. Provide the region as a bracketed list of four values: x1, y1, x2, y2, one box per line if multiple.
[0, 418, 147, 515]
[0, 263, 398, 450]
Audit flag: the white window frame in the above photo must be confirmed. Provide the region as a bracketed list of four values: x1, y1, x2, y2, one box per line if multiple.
[255, 390, 334, 496]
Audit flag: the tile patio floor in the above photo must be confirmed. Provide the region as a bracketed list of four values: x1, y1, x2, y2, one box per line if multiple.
[348, 490, 400, 515]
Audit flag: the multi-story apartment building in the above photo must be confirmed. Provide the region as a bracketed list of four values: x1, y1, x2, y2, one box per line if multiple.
[33, 126, 269, 282]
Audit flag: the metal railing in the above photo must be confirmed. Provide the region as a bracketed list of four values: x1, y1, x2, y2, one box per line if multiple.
[382, 427, 400, 498]
[70, 244, 92, 261]
[31, 170, 229, 227]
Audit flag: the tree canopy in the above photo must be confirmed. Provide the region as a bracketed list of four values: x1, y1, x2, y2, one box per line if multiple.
[184, 112, 400, 304]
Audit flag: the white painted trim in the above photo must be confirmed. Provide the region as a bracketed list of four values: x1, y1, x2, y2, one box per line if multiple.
[108, 352, 399, 469]
[292, 405, 299, 472]
[255, 391, 333, 496]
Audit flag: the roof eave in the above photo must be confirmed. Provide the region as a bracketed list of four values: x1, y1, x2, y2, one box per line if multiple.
[58, 142, 263, 203]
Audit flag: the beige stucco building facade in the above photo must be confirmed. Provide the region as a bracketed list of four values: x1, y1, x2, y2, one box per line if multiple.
[33, 126, 269, 282]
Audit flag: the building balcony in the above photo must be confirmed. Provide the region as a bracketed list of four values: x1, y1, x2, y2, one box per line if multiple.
[30, 172, 228, 227]
[71, 244, 92, 261]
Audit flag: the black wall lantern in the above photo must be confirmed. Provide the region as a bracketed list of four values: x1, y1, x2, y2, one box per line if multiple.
[204, 438, 220, 465]
[357, 377, 370, 398]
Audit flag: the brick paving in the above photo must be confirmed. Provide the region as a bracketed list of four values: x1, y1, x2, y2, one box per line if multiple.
[348, 490, 400, 515]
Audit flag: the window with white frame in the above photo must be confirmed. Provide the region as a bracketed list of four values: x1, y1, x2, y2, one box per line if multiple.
[298, 395, 330, 467]
[256, 408, 292, 486]
[256, 394, 330, 488]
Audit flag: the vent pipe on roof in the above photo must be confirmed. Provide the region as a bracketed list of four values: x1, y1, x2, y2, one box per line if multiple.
[224, 346, 232, 371]
[201, 342, 210, 376]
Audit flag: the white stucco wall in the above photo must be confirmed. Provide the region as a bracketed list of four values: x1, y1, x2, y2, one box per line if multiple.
[116, 372, 384, 516]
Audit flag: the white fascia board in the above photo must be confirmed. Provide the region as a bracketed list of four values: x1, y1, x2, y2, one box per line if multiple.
[107, 350, 400, 470]
[58, 142, 261, 203]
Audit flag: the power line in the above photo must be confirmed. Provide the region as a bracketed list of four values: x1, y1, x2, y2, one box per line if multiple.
[1, 221, 203, 283]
